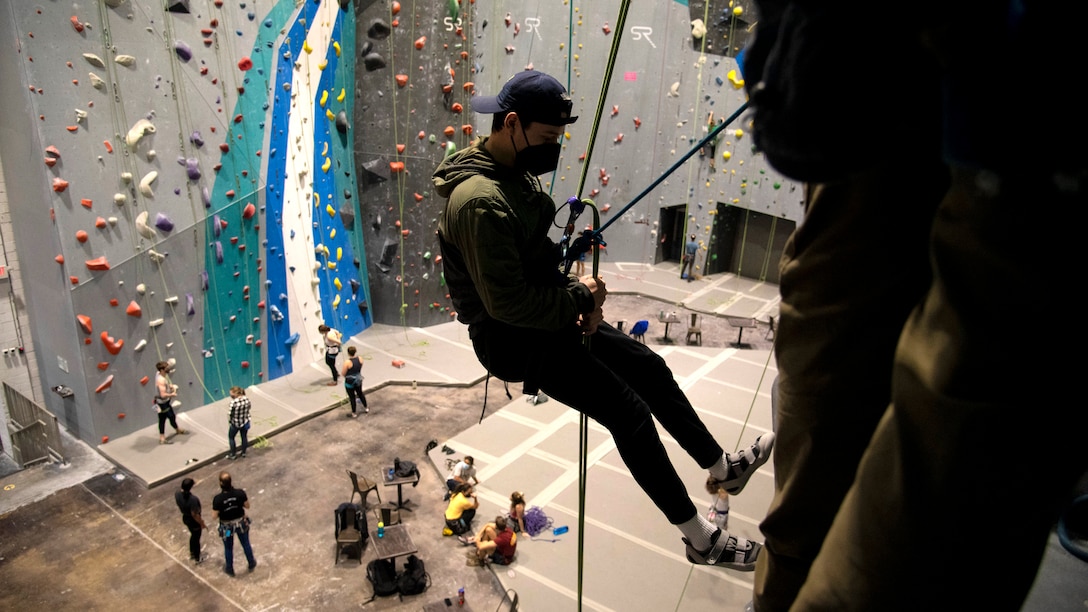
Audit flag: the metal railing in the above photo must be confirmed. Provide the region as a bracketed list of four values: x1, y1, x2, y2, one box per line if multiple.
[3, 382, 65, 467]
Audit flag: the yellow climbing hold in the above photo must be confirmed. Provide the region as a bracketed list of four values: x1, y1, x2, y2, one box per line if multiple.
[320, 90, 328, 107]
[332, 294, 341, 308]
[326, 204, 336, 217]
[337, 88, 346, 103]
[334, 278, 343, 291]
[333, 41, 342, 57]
[336, 247, 343, 261]
[330, 228, 336, 239]
[735, 129, 744, 139]
[727, 69, 744, 88]
[326, 109, 336, 121]
[327, 261, 337, 270]
[322, 157, 332, 173]
[733, 6, 744, 16]
[318, 59, 327, 70]
[722, 151, 732, 161]
[303, 40, 313, 54]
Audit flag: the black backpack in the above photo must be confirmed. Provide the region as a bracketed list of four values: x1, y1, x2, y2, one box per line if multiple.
[393, 457, 419, 482]
[397, 554, 430, 596]
[366, 558, 399, 597]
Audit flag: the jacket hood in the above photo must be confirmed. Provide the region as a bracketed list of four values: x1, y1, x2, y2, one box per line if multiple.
[433, 137, 514, 198]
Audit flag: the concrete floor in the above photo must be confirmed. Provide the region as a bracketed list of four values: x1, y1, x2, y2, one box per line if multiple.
[2, 262, 1086, 611]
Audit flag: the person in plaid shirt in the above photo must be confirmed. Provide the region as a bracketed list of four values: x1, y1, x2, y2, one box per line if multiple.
[227, 386, 251, 459]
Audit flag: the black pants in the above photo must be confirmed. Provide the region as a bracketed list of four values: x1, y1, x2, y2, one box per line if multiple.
[345, 384, 367, 413]
[472, 321, 723, 524]
[325, 352, 338, 381]
[183, 517, 202, 560]
[157, 406, 178, 434]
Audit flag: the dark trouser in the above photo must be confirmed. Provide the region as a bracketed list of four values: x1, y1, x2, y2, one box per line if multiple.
[346, 384, 367, 413]
[472, 320, 723, 524]
[228, 422, 249, 456]
[447, 509, 476, 535]
[157, 406, 178, 434]
[754, 166, 1085, 610]
[221, 520, 256, 573]
[183, 517, 202, 560]
[325, 353, 338, 381]
[680, 256, 695, 279]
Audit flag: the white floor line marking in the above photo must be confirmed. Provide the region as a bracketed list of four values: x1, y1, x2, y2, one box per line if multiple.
[81, 483, 247, 610]
[247, 386, 310, 417]
[505, 565, 616, 612]
[547, 501, 756, 589]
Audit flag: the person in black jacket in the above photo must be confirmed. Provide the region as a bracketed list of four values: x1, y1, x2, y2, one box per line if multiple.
[211, 472, 257, 576]
[175, 477, 206, 563]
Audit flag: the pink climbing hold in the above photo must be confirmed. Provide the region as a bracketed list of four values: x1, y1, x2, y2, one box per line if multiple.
[126, 301, 142, 317]
[56, 254, 65, 264]
[85, 256, 110, 270]
[242, 202, 256, 219]
[95, 375, 114, 393]
[71, 16, 84, 33]
[77, 314, 92, 334]
[238, 56, 253, 71]
[100, 331, 123, 355]
[226, 189, 236, 198]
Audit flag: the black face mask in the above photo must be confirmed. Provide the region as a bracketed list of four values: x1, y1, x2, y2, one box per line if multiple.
[511, 124, 561, 176]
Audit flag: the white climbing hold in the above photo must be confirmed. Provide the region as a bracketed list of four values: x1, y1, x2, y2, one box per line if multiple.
[121, 172, 133, 183]
[138, 170, 158, 197]
[75, 109, 88, 124]
[136, 283, 146, 295]
[691, 19, 706, 40]
[135, 211, 156, 239]
[133, 339, 147, 352]
[83, 53, 106, 68]
[89, 73, 106, 90]
[148, 249, 166, 263]
[164, 295, 178, 304]
[669, 82, 680, 97]
[149, 318, 164, 328]
[114, 193, 127, 206]
[126, 119, 155, 148]
[108, 216, 118, 225]
[115, 55, 136, 67]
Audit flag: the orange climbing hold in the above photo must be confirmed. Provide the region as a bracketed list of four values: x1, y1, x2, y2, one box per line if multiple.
[633, 117, 642, 129]
[443, 126, 456, 137]
[76, 230, 88, 243]
[71, 16, 84, 33]
[100, 332, 123, 355]
[80, 198, 92, 208]
[104, 140, 113, 153]
[56, 254, 65, 264]
[71, 276, 80, 285]
[97, 362, 109, 371]
[418, 130, 426, 139]
[242, 202, 256, 219]
[463, 81, 474, 92]
[462, 125, 473, 135]
[396, 143, 406, 153]
[126, 301, 142, 317]
[389, 161, 405, 173]
[77, 314, 92, 334]
[52, 178, 69, 192]
[414, 193, 424, 202]
[95, 217, 107, 228]
[391, 1, 400, 14]
[395, 74, 408, 87]
[85, 256, 110, 271]
[109, 299, 119, 306]
[414, 36, 426, 50]
[451, 102, 463, 113]
[611, 105, 619, 117]
[140, 375, 150, 385]
[442, 84, 453, 93]
[95, 375, 114, 393]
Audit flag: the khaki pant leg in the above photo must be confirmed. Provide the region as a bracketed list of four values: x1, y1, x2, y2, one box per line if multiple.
[753, 164, 947, 611]
[793, 169, 1086, 611]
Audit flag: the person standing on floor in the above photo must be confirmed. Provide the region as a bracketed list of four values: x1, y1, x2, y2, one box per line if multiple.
[154, 361, 187, 445]
[226, 386, 251, 460]
[681, 234, 698, 281]
[211, 471, 257, 577]
[434, 70, 774, 570]
[175, 477, 206, 563]
[340, 346, 368, 417]
[318, 324, 342, 385]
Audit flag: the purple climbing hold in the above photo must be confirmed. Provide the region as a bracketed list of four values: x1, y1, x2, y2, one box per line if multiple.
[214, 241, 223, 263]
[201, 270, 209, 290]
[174, 40, 193, 62]
[155, 213, 175, 233]
[186, 293, 195, 315]
[213, 215, 221, 237]
[190, 131, 204, 147]
[202, 186, 211, 208]
[186, 158, 201, 180]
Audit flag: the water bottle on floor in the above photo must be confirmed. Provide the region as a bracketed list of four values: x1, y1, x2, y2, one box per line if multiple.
[553, 525, 569, 535]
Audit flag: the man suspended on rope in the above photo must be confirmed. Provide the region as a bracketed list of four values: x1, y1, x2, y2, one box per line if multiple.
[433, 70, 774, 570]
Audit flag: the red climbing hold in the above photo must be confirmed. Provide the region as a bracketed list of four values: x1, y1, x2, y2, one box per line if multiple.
[389, 161, 405, 173]
[126, 301, 142, 317]
[414, 36, 426, 50]
[242, 202, 256, 219]
[100, 331, 123, 355]
[95, 375, 114, 393]
[395, 74, 409, 87]
[77, 314, 92, 334]
[237, 56, 253, 71]
[85, 256, 110, 271]
[76, 230, 88, 243]
[71, 16, 84, 33]
[53, 178, 69, 192]
[56, 254, 65, 264]
[451, 102, 463, 113]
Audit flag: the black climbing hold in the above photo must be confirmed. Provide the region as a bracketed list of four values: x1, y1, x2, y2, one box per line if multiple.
[368, 19, 391, 40]
[335, 110, 349, 134]
[363, 53, 386, 71]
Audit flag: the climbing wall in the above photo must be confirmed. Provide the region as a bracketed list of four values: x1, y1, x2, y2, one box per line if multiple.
[355, 0, 803, 326]
[0, 0, 371, 445]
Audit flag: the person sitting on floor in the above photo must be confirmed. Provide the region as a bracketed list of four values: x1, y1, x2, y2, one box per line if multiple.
[460, 515, 518, 566]
[508, 491, 527, 533]
[444, 482, 479, 535]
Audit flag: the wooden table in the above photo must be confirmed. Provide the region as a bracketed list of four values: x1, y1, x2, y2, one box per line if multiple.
[383, 467, 420, 512]
[657, 312, 682, 342]
[367, 523, 417, 561]
[726, 316, 757, 348]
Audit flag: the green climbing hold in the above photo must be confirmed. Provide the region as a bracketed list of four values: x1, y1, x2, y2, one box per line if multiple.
[428, 134, 437, 144]
[448, 0, 459, 19]
[445, 141, 457, 156]
[773, 182, 781, 189]
[711, 254, 718, 260]
[423, 251, 431, 260]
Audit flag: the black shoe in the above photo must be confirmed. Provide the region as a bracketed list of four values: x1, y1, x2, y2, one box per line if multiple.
[441, 444, 455, 455]
[248, 560, 257, 572]
[239, 453, 247, 459]
[225, 568, 235, 577]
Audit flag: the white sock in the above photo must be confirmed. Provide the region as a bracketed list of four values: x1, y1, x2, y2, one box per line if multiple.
[677, 514, 718, 551]
[708, 452, 730, 483]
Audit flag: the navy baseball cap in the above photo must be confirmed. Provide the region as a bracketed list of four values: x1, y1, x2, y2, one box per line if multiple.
[474, 71, 578, 126]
